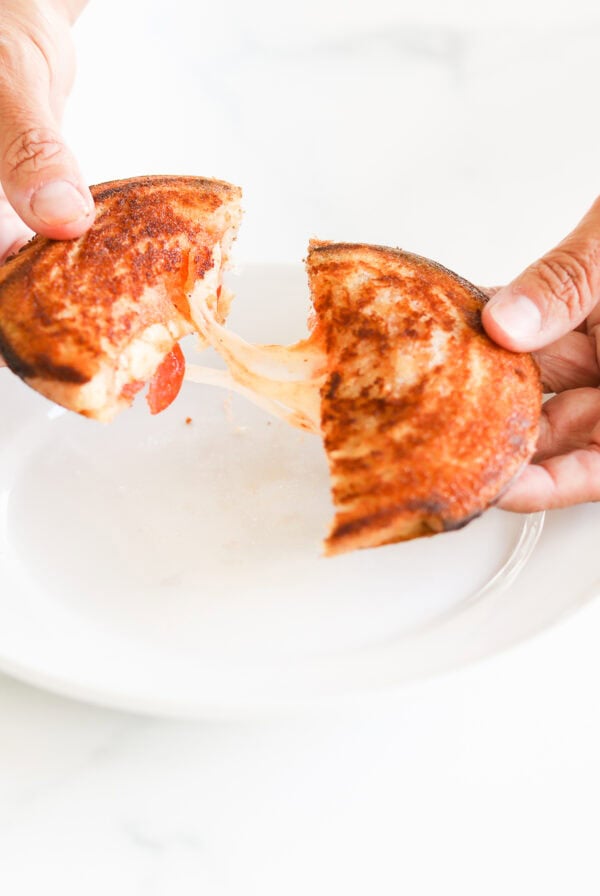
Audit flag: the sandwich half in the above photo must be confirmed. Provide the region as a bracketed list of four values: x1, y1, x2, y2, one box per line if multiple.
[0, 175, 242, 420]
[307, 241, 542, 554]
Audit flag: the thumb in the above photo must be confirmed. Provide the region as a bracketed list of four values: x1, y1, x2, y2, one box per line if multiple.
[0, 121, 95, 240]
[482, 197, 600, 352]
[0, 45, 94, 239]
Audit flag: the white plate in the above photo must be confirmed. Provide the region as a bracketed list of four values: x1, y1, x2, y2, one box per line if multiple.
[0, 264, 599, 718]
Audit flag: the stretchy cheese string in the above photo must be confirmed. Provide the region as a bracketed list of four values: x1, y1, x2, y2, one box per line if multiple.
[184, 364, 319, 433]
[185, 271, 326, 434]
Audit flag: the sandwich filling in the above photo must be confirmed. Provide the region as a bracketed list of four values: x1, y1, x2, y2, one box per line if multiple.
[184, 245, 326, 433]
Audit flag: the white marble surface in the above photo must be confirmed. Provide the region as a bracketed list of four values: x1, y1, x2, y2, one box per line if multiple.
[2, 2, 600, 893]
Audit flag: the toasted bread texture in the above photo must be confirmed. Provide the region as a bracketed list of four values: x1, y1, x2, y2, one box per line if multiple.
[307, 241, 542, 555]
[0, 175, 242, 420]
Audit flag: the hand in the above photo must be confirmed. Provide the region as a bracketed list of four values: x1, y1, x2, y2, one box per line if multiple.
[482, 197, 600, 513]
[0, 0, 93, 266]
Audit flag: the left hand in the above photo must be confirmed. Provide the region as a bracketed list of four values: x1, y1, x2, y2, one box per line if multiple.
[0, 0, 92, 369]
[482, 197, 600, 512]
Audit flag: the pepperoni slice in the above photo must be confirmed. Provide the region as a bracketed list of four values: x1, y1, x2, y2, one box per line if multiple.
[146, 344, 186, 415]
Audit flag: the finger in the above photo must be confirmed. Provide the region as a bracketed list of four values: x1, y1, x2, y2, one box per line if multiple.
[498, 448, 600, 512]
[0, 188, 33, 261]
[533, 331, 600, 392]
[533, 388, 600, 460]
[482, 196, 600, 352]
[0, 29, 94, 238]
[0, 181, 32, 245]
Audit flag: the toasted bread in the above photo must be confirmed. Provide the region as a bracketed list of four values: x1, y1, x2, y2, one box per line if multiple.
[0, 175, 242, 420]
[306, 241, 542, 555]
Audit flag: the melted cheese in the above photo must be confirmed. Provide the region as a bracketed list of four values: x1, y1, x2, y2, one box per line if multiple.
[184, 250, 326, 433]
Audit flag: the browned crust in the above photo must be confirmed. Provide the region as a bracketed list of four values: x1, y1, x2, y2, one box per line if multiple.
[307, 241, 542, 555]
[90, 175, 240, 206]
[0, 175, 242, 415]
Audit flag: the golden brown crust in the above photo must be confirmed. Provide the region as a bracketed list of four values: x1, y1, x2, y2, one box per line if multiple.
[0, 175, 242, 418]
[307, 241, 542, 555]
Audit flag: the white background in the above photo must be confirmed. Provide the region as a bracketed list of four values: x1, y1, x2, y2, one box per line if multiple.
[2, 1, 600, 893]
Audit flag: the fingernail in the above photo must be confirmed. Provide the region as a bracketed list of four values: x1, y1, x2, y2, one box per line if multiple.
[487, 293, 542, 342]
[31, 181, 92, 226]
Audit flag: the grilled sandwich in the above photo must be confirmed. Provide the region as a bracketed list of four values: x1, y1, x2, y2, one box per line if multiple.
[307, 242, 541, 554]
[0, 175, 242, 420]
[0, 181, 541, 552]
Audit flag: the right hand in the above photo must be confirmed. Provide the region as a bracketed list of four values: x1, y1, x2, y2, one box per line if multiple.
[0, 0, 93, 267]
[482, 197, 600, 512]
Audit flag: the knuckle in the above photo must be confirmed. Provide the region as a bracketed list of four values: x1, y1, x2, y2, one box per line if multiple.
[532, 248, 594, 321]
[4, 127, 65, 176]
